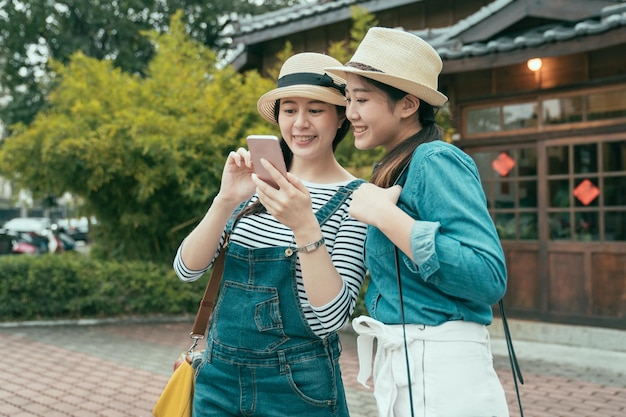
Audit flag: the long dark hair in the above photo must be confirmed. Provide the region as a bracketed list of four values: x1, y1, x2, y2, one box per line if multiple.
[237, 100, 351, 218]
[365, 78, 443, 188]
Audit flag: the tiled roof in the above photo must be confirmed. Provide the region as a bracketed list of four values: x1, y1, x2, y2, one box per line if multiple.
[222, 0, 362, 37]
[426, 2, 626, 60]
[222, 0, 626, 63]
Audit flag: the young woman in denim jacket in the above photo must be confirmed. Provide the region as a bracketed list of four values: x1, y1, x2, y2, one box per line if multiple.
[327, 27, 510, 417]
[173, 53, 367, 417]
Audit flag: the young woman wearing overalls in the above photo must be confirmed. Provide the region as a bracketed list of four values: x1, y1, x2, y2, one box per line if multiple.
[174, 53, 367, 417]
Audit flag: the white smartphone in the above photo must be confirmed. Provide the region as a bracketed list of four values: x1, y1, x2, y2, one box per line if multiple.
[246, 135, 288, 189]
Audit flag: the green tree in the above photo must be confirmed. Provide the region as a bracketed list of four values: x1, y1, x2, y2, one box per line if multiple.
[0, 12, 273, 262]
[0, 0, 299, 133]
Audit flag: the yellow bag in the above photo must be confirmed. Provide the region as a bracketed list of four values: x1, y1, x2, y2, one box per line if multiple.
[153, 242, 226, 416]
[152, 354, 194, 417]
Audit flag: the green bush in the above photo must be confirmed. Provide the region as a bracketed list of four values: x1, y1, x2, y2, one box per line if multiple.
[0, 253, 208, 322]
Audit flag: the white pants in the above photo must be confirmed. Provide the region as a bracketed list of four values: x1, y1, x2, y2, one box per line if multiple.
[352, 316, 510, 417]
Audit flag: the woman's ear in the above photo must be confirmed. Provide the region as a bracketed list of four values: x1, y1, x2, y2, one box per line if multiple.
[399, 94, 420, 118]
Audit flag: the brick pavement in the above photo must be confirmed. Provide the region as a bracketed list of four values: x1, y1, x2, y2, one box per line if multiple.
[0, 319, 624, 417]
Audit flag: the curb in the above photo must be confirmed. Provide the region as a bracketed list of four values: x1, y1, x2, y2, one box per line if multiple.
[0, 314, 194, 329]
[489, 317, 626, 353]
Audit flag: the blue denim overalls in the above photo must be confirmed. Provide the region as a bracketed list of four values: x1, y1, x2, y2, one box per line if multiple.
[193, 180, 363, 417]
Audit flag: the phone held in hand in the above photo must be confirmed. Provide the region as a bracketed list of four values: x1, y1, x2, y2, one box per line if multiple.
[246, 135, 288, 189]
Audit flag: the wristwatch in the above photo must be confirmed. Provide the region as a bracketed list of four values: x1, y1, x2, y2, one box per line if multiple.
[296, 236, 326, 253]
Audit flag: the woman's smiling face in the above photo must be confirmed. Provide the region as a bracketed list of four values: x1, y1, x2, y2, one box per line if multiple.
[344, 74, 406, 152]
[277, 97, 344, 160]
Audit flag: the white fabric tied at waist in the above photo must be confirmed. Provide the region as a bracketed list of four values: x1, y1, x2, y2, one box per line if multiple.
[352, 315, 490, 417]
[352, 315, 419, 388]
[352, 315, 421, 417]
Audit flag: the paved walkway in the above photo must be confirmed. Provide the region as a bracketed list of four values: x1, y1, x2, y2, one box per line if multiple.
[0, 317, 624, 417]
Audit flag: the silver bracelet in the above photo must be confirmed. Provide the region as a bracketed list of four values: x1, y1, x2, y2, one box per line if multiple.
[296, 236, 326, 253]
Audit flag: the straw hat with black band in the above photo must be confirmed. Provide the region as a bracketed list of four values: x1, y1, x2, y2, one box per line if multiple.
[257, 53, 347, 125]
[325, 27, 448, 107]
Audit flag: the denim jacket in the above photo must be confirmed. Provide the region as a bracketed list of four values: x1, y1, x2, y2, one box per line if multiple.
[365, 140, 507, 326]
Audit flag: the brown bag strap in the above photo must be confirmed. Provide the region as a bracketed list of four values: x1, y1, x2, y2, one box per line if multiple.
[189, 241, 227, 339]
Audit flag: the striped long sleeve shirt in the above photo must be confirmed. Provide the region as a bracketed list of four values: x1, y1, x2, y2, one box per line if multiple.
[173, 180, 368, 338]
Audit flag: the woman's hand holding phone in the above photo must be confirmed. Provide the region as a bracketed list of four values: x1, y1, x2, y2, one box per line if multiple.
[217, 147, 257, 205]
[254, 158, 317, 232]
[247, 135, 316, 230]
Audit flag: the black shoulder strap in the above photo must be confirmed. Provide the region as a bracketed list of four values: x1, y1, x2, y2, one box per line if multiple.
[500, 299, 525, 416]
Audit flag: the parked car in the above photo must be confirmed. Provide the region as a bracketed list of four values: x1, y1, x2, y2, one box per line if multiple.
[0, 229, 38, 255]
[2, 217, 63, 254]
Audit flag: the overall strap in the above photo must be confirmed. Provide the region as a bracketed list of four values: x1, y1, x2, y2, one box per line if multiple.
[225, 199, 252, 234]
[314, 179, 365, 225]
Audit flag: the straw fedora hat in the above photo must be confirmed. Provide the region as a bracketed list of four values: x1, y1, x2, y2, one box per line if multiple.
[257, 53, 347, 124]
[326, 27, 448, 106]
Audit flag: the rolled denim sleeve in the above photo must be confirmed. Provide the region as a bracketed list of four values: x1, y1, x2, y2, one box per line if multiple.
[407, 220, 441, 279]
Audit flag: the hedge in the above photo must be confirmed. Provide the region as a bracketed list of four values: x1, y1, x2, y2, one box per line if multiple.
[0, 253, 207, 322]
[0, 253, 369, 323]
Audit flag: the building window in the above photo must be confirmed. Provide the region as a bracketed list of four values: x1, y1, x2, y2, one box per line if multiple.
[588, 89, 626, 121]
[543, 96, 584, 125]
[503, 102, 538, 130]
[603, 141, 626, 241]
[464, 85, 626, 137]
[466, 107, 501, 135]
[470, 139, 625, 242]
[547, 140, 626, 241]
[469, 146, 538, 240]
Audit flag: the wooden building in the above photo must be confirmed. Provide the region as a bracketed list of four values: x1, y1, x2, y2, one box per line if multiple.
[222, 0, 626, 329]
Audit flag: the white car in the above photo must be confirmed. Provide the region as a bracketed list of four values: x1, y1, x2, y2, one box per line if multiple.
[2, 217, 59, 253]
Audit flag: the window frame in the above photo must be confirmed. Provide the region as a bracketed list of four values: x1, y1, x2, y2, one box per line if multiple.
[462, 84, 626, 139]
